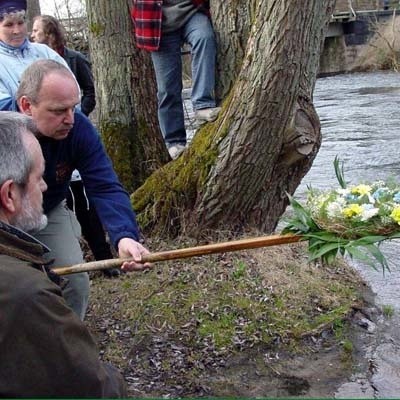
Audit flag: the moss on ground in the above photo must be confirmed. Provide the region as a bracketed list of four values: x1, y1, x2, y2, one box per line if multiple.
[85, 238, 365, 397]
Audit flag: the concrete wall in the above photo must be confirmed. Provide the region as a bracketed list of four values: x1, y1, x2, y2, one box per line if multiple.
[319, 10, 397, 75]
[319, 36, 348, 76]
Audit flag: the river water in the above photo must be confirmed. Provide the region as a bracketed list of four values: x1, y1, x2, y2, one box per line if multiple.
[303, 71, 400, 398]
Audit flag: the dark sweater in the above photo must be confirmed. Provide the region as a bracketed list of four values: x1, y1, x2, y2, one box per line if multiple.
[162, 0, 197, 33]
[40, 111, 140, 247]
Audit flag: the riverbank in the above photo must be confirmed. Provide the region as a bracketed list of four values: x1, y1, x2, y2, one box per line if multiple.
[320, 14, 400, 76]
[351, 15, 400, 72]
[83, 71, 400, 397]
[85, 238, 378, 397]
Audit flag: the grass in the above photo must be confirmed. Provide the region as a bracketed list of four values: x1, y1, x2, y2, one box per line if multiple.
[382, 304, 395, 318]
[85, 237, 366, 396]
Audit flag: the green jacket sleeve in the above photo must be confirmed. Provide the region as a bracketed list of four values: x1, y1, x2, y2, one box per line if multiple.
[0, 263, 126, 398]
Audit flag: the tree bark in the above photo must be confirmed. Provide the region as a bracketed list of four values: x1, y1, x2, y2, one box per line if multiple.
[26, 0, 41, 31]
[132, 0, 335, 237]
[86, 0, 168, 192]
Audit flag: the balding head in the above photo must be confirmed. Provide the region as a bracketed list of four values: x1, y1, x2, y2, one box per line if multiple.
[16, 59, 76, 105]
[17, 60, 80, 140]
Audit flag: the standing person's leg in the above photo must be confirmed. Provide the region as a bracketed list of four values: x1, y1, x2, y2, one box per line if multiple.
[151, 31, 186, 153]
[184, 12, 220, 121]
[81, 206, 115, 261]
[33, 201, 90, 320]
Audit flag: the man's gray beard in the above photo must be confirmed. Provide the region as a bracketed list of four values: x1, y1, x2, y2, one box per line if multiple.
[12, 194, 48, 233]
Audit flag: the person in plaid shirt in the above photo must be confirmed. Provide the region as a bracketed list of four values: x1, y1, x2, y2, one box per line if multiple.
[131, 0, 221, 160]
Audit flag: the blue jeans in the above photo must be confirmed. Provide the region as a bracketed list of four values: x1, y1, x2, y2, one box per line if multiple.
[151, 12, 217, 147]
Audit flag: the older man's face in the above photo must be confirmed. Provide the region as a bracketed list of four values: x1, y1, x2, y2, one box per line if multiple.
[23, 71, 80, 140]
[12, 133, 48, 232]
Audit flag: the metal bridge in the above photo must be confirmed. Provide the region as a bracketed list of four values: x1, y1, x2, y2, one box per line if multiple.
[328, 0, 399, 39]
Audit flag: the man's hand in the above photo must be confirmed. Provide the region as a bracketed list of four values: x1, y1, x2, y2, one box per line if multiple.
[117, 238, 152, 272]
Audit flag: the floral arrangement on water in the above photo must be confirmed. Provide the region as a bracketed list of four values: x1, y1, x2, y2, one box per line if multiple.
[283, 157, 400, 272]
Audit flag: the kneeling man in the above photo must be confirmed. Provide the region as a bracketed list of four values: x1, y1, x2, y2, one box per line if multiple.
[0, 111, 126, 397]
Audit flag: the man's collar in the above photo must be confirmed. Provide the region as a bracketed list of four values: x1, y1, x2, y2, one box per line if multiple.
[0, 221, 50, 254]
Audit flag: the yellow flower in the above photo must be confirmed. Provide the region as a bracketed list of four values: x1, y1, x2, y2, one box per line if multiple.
[351, 184, 371, 196]
[390, 206, 400, 225]
[343, 204, 363, 218]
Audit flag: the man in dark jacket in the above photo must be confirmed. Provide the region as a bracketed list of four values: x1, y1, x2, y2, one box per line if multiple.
[16, 59, 151, 320]
[31, 14, 120, 278]
[0, 111, 126, 397]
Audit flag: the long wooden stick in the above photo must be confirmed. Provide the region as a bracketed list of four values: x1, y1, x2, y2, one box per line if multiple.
[53, 233, 302, 276]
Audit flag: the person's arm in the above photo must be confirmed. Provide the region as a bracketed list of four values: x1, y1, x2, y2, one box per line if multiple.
[75, 53, 96, 116]
[0, 94, 14, 110]
[0, 78, 16, 111]
[8, 271, 126, 397]
[72, 113, 151, 270]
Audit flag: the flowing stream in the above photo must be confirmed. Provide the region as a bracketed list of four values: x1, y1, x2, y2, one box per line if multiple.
[304, 72, 400, 398]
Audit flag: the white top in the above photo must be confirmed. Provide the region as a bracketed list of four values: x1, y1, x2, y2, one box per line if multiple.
[0, 39, 68, 105]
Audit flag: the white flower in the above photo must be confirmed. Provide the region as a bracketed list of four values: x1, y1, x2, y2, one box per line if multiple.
[360, 204, 379, 221]
[326, 201, 343, 218]
[337, 188, 350, 196]
[373, 180, 386, 188]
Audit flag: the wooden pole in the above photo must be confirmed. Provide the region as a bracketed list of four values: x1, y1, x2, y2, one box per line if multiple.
[53, 233, 302, 276]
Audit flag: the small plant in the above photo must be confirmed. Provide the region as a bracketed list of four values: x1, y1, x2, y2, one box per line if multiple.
[232, 260, 247, 279]
[342, 339, 353, 354]
[340, 339, 354, 364]
[382, 304, 395, 318]
[332, 318, 345, 339]
[283, 156, 400, 272]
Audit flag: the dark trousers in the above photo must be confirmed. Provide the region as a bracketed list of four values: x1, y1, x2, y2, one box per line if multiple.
[66, 180, 114, 261]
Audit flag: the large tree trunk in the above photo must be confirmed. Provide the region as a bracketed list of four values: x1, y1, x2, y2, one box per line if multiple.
[86, 0, 168, 192]
[26, 0, 41, 31]
[133, 0, 335, 237]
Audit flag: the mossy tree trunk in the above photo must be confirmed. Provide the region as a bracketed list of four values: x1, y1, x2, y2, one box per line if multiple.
[133, 0, 335, 237]
[86, 0, 168, 193]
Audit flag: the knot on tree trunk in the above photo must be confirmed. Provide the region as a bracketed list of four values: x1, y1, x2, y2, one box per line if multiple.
[280, 98, 320, 166]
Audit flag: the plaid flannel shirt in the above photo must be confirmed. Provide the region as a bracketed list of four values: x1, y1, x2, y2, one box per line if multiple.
[131, 0, 210, 51]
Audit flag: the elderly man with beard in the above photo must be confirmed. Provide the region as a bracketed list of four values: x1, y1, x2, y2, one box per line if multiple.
[0, 111, 127, 397]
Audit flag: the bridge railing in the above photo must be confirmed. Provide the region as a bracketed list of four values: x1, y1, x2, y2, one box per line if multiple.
[333, 0, 400, 21]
